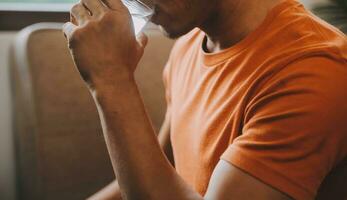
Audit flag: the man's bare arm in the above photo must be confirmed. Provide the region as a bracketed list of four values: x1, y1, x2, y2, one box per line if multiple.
[87, 114, 172, 200]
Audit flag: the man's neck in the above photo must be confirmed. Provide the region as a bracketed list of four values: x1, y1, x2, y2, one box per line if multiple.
[199, 0, 282, 53]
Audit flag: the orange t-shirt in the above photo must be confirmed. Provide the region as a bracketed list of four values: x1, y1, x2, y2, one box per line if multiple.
[163, 0, 347, 199]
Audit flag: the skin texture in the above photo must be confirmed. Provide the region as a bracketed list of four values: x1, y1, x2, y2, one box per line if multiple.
[63, 0, 293, 199]
[87, 115, 172, 200]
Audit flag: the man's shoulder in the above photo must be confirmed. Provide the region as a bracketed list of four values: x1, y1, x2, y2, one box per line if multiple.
[268, 4, 347, 58]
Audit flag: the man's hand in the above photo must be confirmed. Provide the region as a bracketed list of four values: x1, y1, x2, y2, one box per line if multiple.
[63, 0, 148, 88]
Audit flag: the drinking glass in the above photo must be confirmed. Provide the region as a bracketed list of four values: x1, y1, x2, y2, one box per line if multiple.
[121, 0, 154, 35]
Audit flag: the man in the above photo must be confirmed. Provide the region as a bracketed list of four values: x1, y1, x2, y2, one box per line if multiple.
[62, 0, 347, 199]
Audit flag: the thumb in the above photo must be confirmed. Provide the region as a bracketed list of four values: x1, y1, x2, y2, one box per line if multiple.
[136, 32, 148, 49]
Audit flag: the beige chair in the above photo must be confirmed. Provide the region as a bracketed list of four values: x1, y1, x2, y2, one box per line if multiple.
[10, 23, 174, 200]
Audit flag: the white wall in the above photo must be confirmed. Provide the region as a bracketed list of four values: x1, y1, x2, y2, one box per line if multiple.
[0, 0, 330, 199]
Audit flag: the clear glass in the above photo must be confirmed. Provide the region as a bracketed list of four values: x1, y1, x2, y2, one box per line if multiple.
[121, 0, 154, 35]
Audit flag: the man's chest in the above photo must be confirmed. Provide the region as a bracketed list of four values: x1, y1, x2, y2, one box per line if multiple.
[169, 64, 252, 164]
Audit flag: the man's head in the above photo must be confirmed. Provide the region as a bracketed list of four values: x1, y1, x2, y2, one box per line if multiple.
[151, 0, 219, 38]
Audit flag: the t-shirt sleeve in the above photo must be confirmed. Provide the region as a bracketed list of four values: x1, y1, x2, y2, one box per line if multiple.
[221, 57, 347, 200]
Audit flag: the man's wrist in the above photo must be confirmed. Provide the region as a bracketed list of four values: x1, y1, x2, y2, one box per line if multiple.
[91, 72, 139, 107]
[81, 62, 133, 86]
[90, 66, 136, 92]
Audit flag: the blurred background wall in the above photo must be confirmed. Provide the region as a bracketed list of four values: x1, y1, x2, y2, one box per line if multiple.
[0, 0, 329, 199]
[0, 31, 17, 200]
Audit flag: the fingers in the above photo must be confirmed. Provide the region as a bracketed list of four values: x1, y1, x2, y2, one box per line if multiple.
[70, 13, 78, 25]
[71, 3, 90, 25]
[62, 22, 78, 41]
[70, 0, 127, 24]
[81, 0, 107, 17]
[136, 32, 148, 48]
[103, 0, 127, 11]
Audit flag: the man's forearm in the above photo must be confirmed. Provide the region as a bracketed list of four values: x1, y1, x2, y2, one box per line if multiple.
[88, 105, 173, 200]
[92, 77, 202, 200]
